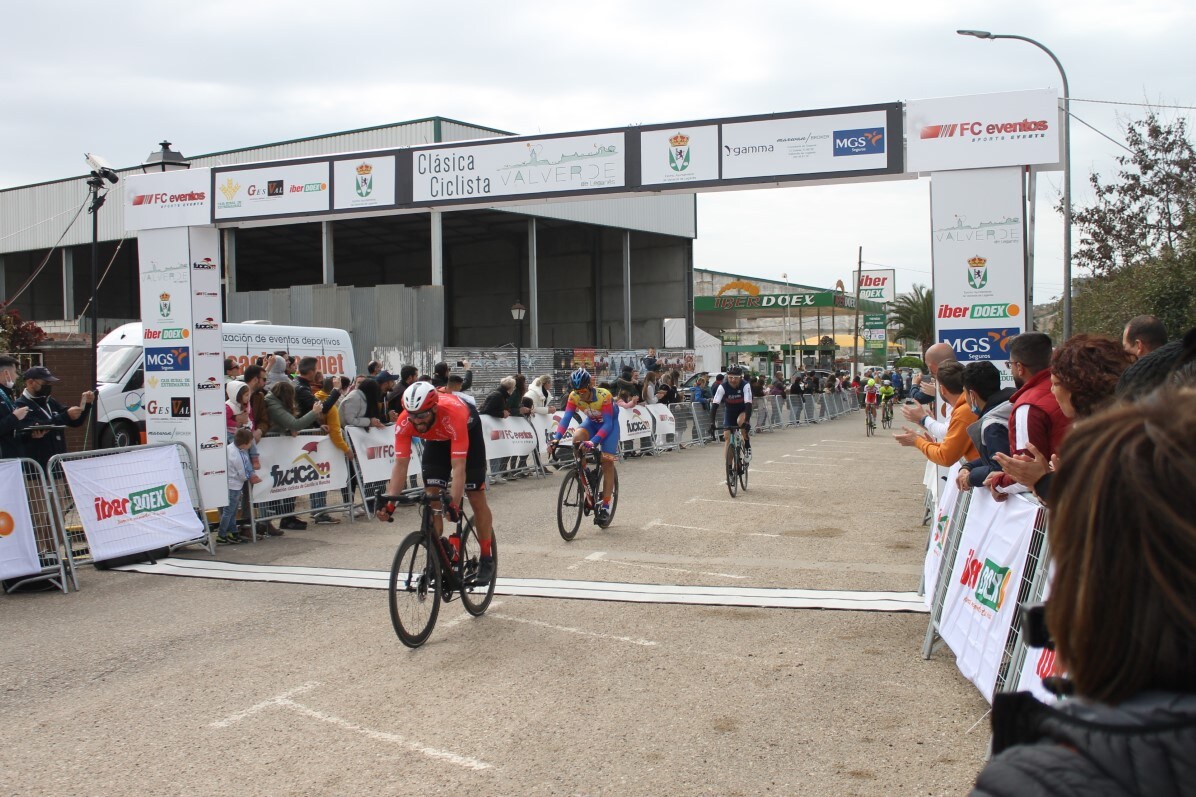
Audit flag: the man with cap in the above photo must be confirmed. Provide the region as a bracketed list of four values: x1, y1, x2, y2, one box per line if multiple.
[15, 366, 93, 469]
[0, 355, 31, 459]
[374, 370, 400, 420]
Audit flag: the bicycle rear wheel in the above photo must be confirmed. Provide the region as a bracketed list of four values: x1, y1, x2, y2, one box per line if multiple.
[459, 522, 497, 616]
[389, 531, 441, 648]
[738, 447, 749, 491]
[557, 470, 585, 541]
[726, 439, 738, 497]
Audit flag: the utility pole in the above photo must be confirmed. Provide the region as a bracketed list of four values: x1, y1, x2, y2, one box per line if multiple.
[851, 245, 862, 380]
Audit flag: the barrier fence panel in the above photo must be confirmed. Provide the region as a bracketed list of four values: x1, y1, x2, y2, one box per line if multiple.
[619, 405, 658, 458]
[481, 414, 544, 481]
[666, 403, 701, 447]
[47, 442, 211, 585]
[248, 430, 355, 540]
[921, 488, 972, 659]
[1, 458, 71, 594]
[344, 424, 424, 516]
[996, 505, 1052, 695]
[688, 403, 714, 446]
[651, 404, 680, 451]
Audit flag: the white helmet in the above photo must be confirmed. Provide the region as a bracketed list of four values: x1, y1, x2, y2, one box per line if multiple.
[402, 381, 439, 413]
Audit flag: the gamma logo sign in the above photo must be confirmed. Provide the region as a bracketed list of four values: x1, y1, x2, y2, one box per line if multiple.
[833, 127, 884, 157]
[94, 484, 180, 521]
[938, 328, 1016, 361]
[668, 133, 691, 172]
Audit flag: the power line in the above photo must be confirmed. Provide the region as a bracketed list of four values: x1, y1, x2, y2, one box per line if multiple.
[1, 192, 90, 309]
[1070, 113, 1135, 153]
[0, 203, 88, 243]
[1070, 97, 1196, 111]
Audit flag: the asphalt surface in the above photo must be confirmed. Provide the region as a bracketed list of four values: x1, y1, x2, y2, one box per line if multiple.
[1, 412, 990, 796]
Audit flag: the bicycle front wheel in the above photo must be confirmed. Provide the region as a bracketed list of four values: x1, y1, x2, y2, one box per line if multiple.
[557, 470, 585, 541]
[726, 440, 738, 498]
[389, 531, 442, 648]
[460, 522, 497, 616]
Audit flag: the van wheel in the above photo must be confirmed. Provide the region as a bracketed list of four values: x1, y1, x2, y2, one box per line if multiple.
[100, 422, 137, 449]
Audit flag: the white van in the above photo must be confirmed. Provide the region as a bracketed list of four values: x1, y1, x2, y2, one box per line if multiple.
[95, 322, 357, 447]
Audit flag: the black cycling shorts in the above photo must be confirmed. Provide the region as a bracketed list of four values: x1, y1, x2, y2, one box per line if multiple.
[421, 405, 488, 491]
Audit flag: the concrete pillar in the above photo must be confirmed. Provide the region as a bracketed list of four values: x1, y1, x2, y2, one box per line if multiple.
[321, 221, 334, 284]
[223, 229, 237, 294]
[622, 231, 632, 348]
[430, 210, 443, 286]
[62, 248, 75, 320]
[528, 218, 539, 348]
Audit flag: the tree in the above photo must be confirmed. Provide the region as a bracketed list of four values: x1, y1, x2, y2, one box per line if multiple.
[0, 308, 46, 352]
[1070, 114, 1195, 276]
[889, 284, 934, 360]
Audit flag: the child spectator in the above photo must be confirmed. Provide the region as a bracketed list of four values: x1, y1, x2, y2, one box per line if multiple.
[219, 428, 259, 545]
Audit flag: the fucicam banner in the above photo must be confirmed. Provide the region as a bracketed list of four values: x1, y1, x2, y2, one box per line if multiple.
[251, 435, 350, 502]
[480, 415, 539, 460]
[0, 460, 42, 580]
[619, 405, 655, 442]
[60, 447, 205, 562]
[924, 462, 963, 608]
[939, 490, 1039, 701]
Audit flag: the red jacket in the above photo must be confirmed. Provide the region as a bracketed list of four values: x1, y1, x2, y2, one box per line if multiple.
[994, 368, 1071, 489]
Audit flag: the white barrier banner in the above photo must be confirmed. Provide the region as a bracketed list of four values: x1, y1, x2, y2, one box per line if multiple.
[1014, 573, 1059, 705]
[252, 435, 350, 502]
[545, 411, 582, 451]
[345, 424, 424, 486]
[481, 415, 539, 460]
[0, 460, 42, 579]
[60, 447, 204, 562]
[648, 404, 676, 440]
[619, 405, 655, 441]
[939, 490, 1039, 702]
[924, 462, 963, 608]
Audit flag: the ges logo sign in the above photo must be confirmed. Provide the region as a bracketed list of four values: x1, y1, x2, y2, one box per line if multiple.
[144, 346, 189, 372]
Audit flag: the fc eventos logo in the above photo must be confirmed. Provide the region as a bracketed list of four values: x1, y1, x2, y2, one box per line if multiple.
[938, 328, 1016, 361]
[144, 346, 190, 372]
[833, 127, 884, 157]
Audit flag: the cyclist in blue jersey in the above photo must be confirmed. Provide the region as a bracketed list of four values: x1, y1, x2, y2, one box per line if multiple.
[709, 366, 753, 462]
[548, 368, 619, 524]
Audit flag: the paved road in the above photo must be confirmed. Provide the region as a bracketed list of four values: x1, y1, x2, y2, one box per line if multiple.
[1, 414, 990, 796]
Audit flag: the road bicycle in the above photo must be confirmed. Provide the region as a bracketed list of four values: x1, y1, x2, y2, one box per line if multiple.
[383, 492, 497, 648]
[865, 403, 877, 437]
[881, 399, 894, 430]
[716, 424, 749, 497]
[552, 441, 619, 541]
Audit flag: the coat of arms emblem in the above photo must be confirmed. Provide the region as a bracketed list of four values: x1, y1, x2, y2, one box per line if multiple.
[967, 256, 988, 290]
[669, 133, 691, 173]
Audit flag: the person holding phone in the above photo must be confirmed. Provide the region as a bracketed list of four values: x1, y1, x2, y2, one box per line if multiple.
[15, 366, 92, 469]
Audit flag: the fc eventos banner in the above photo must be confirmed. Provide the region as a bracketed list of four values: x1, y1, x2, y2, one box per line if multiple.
[60, 446, 205, 562]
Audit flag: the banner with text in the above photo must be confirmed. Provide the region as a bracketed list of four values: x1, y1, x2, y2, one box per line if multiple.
[854, 269, 896, 303]
[0, 460, 42, 580]
[648, 404, 676, 441]
[931, 167, 1027, 386]
[619, 405, 655, 442]
[924, 462, 963, 608]
[345, 424, 422, 486]
[939, 490, 1039, 702]
[480, 415, 540, 461]
[251, 435, 350, 502]
[907, 89, 1061, 174]
[60, 447, 205, 562]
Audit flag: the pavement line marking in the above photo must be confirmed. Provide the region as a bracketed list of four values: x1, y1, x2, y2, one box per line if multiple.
[568, 551, 606, 570]
[210, 681, 320, 728]
[820, 439, 870, 445]
[765, 460, 845, 468]
[278, 698, 493, 770]
[488, 612, 657, 646]
[645, 519, 780, 539]
[595, 556, 746, 580]
[783, 454, 855, 461]
[687, 497, 800, 509]
[441, 600, 505, 629]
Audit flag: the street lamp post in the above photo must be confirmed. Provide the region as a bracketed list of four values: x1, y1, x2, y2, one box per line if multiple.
[957, 29, 1072, 338]
[83, 153, 120, 449]
[511, 301, 527, 374]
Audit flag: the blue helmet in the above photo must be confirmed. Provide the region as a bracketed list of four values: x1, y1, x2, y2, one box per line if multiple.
[570, 368, 592, 389]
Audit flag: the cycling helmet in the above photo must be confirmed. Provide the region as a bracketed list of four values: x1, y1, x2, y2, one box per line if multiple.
[883, 379, 891, 386]
[727, 366, 744, 376]
[402, 381, 439, 413]
[570, 368, 592, 390]
[867, 378, 876, 387]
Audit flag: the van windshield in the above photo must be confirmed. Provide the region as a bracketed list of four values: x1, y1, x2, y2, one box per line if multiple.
[97, 345, 142, 383]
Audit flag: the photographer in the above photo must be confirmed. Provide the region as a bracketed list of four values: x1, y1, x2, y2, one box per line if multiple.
[972, 392, 1196, 795]
[15, 366, 92, 469]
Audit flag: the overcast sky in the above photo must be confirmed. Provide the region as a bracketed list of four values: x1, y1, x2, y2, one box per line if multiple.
[2, 0, 1192, 306]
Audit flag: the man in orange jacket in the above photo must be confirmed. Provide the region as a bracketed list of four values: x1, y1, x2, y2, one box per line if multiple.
[892, 362, 979, 466]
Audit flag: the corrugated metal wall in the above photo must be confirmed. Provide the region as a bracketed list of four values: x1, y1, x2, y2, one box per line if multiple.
[228, 283, 444, 373]
[502, 194, 697, 238]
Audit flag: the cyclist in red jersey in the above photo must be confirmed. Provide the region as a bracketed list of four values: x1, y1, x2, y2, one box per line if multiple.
[377, 382, 495, 584]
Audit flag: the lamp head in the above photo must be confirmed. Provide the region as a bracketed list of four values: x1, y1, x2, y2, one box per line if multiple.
[511, 301, 527, 322]
[957, 29, 994, 39]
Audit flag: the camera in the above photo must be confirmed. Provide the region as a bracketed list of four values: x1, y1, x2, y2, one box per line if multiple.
[1020, 602, 1053, 649]
[456, 361, 465, 368]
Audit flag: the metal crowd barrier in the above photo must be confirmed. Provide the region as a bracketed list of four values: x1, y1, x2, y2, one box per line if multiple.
[46, 442, 212, 587]
[3, 458, 71, 594]
[921, 490, 973, 659]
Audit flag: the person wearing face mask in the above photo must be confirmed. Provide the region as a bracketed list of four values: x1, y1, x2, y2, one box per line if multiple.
[0, 355, 32, 459]
[954, 361, 1016, 491]
[14, 366, 93, 470]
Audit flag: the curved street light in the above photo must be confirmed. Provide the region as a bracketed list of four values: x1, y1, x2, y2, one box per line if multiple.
[957, 29, 1072, 338]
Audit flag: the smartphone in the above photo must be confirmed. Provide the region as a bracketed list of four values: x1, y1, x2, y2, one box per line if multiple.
[456, 361, 465, 368]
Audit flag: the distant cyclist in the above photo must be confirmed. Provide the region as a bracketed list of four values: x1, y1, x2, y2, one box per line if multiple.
[863, 377, 880, 423]
[549, 368, 619, 524]
[377, 382, 495, 585]
[709, 366, 753, 460]
[879, 379, 896, 411]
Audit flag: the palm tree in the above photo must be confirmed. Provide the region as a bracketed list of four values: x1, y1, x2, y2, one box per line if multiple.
[889, 284, 935, 361]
